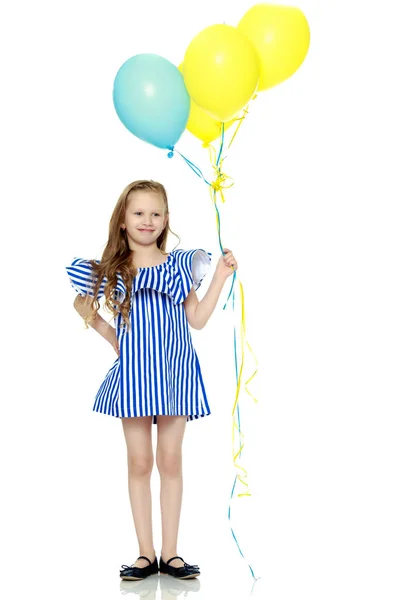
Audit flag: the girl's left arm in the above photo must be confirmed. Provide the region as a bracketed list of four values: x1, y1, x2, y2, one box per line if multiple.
[184, 248, 238, 330]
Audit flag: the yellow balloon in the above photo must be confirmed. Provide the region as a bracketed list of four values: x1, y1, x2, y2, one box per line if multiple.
[186, 100, 237, 145]
[238, 3, 310, 91]
[178, 63, 236, 144]
[183, 24, 260, 122]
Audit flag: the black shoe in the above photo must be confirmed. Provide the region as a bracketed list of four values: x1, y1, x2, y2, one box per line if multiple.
[120, 555, 158, 580]
[159, 555, 200, 579]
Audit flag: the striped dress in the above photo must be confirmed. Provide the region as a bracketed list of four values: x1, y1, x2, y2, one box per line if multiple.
[65, 249, 212, 423]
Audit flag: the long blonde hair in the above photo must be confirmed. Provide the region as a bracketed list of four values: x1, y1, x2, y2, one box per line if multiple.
[83, 180, 180, 332]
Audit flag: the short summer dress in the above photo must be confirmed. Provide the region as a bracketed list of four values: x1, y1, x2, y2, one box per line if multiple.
[65, 249, 212, 423]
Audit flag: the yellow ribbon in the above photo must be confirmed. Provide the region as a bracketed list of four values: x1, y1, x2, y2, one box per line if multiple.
[206, 136, 259, 501]
[227, 92, 257, 150]
[207, 144, 234, 206]
[231, 279, 259, 498]
[178, 95, 260, 580]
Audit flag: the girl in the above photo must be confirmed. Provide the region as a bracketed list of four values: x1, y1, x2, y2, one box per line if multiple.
[65, 180, 238, 580]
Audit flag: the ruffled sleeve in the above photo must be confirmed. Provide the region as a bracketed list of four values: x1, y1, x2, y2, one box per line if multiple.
[65, 258, 107, 299]
[175, 249, 212, 300]
[192, 250, 212, 291]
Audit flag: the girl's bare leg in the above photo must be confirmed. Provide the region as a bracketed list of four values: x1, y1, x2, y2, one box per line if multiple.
[121, 416, 155, 568]
[156, 415, 187, 568]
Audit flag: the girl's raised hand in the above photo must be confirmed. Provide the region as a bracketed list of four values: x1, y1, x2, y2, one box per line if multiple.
[215, 248, 238, 281]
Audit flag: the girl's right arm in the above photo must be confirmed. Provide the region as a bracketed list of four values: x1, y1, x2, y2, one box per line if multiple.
[73, 295, 120, 356]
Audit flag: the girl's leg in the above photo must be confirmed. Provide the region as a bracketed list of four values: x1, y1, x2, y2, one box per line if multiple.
[121, 416, 155, 568]
[156, 415, 187, 568]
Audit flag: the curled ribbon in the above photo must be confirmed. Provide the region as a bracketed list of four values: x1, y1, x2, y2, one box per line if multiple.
[169, 102, 260, 584]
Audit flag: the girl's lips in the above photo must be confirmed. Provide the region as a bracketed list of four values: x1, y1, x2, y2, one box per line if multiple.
[139, 229, 154, 232]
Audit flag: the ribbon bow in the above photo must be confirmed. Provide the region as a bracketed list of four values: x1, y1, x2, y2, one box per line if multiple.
[208, 146, 234, 205]
[182, 562, 199, 570]
[120, 564, 140, 573]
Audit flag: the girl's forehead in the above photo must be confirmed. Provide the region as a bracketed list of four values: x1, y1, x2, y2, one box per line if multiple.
[128, 190, 164, 210]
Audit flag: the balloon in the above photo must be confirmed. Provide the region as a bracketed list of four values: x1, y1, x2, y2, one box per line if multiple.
[186, 102, 237, 145]
[238, 3, 310, 91]
[177, 63, 236, 144]
[113, 53, 190, 149]
[183, 24, 260, 122]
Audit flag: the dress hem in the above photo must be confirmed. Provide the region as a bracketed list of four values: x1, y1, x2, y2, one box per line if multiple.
[92, 407, 211, 422]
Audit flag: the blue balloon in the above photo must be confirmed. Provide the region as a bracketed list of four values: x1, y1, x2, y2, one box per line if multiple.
[113, 54, 190, 150]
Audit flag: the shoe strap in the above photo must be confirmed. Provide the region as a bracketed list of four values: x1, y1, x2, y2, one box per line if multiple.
[166, 555, 184, 565]
[137, 555, 152, 565]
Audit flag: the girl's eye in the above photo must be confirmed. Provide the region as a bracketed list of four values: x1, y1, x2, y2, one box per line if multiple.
[134, 212, 160, 216]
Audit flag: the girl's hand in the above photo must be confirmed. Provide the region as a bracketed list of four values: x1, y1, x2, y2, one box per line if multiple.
[105, 325, 120, 357]
[215, 248, 238, 281]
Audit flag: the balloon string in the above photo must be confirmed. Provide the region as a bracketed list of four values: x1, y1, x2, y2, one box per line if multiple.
[227, 275, 260, 584]
[171, 148, 212, 186]
[170, 118, 259, 581]
[211, 124, 259, 582]
[226, 93, 257, 150]
[228, 475, 261, 583]
[232, 279, 259, 416]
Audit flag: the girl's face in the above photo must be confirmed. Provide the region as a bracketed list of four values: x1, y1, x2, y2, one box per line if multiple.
[122, 190, 168, 249]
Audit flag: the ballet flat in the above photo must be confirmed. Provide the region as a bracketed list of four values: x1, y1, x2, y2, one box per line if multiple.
[159, 555, 200, 579]
[120, 555, 158, 580]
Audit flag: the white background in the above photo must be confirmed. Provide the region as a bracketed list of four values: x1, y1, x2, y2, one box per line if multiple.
[1, 0, 399, 598]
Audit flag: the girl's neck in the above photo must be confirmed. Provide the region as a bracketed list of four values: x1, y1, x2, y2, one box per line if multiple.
[131, 248, 168, 268]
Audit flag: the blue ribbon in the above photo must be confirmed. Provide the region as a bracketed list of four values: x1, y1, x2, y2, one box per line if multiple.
[168, 130, 259, 583]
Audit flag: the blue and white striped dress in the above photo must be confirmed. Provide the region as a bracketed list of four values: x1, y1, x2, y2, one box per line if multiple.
[65, 249, 212, 423]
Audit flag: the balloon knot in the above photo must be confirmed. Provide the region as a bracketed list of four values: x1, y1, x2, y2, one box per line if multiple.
[211, 172, 227, 192]
[167, 147, 174, 158]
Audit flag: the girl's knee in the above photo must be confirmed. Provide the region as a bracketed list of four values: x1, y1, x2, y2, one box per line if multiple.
[156, 451, 182, 477]
[128, 454, 154, 477]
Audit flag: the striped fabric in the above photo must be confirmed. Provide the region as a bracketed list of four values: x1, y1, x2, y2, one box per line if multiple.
[66, 249, 213, 423]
